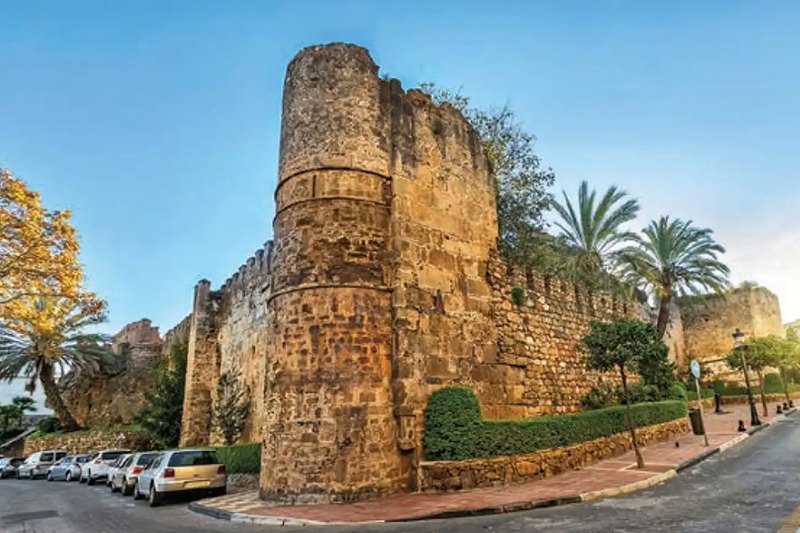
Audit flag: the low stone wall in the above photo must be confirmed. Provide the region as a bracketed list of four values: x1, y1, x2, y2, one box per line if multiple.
[419, 418, 688, 492]
[23, 430, 150, 455]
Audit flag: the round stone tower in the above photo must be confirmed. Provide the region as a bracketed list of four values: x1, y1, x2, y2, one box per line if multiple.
[261, 43, 405, 503]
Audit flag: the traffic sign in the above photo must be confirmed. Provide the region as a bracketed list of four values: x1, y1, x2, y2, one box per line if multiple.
[690, 359, 701, 379]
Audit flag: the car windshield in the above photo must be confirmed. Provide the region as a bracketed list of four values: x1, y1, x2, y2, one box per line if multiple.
[136, 453, 158, 466]
[76, 456, 89, 463]
[100, 451, 127, 461]
[168, 451, 220, 467]
[11, 459, 23, 466]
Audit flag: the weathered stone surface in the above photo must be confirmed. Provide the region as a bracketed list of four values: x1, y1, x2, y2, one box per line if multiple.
[680, 286, 784, 379]
[152, 42, 786, 506]
[60, 319, 163, 428]
[23, 430, 149, 455]
[418, 418, 689, 491]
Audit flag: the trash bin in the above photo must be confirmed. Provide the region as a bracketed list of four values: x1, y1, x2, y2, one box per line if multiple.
[688, 407, 705, 435]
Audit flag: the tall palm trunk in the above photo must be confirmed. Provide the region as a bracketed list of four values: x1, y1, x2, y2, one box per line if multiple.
[756, 368, 768, 417]
[656, 284, 672, 339]
[620, 364, 645, 468]
[39, 363, 80, 431]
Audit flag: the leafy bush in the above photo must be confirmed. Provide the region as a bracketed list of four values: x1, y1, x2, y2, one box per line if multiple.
[135, 343, 187, 449]
[669, 383, 688, 401]
[422, 387, 482, 461]
[215, 442, 261, 474]
[580, 381, 618, 410]
[510, 287, 525, 306]
[619, 382, 661, 404]
[36, 417, 61, 434]
[423, 387, 687, 461]
[763, 373, 784, 392]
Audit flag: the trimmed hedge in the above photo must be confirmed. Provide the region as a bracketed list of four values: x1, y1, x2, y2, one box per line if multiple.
[216, 442, 261, 474]
[423, 386, 688, 461]
[687, 387, 716, 401]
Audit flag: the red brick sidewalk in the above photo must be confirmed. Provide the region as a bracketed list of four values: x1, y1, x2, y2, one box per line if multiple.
[192, 403, 789, 525]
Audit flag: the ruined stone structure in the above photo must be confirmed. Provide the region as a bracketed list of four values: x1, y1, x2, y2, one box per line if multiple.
[679, 285, 784, 379]
[169, 43, 641, 504]
[81, 43, 784, 503]
[61, 319, 162, 428]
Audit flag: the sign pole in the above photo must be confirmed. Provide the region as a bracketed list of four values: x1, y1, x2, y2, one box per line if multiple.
[690, 359, 710, 447]
[694, 377, 710, 447]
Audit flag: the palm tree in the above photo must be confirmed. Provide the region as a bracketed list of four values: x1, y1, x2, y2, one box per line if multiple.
[620, 217, 730, 339]
[10, 395, 36, 426]
[0, 296, 112, 431]
[551, 180, 640, 279]
[0, 404, 17, 432]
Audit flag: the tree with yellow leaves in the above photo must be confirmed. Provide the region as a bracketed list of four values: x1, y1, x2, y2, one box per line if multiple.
[1, 168, 82, 311]
[1, 168, 114, 431]
[0, 294, 112, 431]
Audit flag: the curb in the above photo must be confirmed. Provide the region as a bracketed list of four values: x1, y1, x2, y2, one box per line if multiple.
[189, 411, 795, 526]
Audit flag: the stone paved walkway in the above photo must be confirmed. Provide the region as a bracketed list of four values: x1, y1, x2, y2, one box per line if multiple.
[195, 402, 790, 524]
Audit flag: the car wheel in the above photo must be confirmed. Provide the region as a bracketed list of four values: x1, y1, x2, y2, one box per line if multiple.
[122, 478, 133, 496]
[65, 471, 72, 482]
[148, 483, 162, 507]
[86, 472, 95, 485]
[47, 473, 53, 482]
[133, 481, 143, 500]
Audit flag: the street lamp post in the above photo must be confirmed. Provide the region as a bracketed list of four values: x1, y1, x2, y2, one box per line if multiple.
[733, 328, 761, 427]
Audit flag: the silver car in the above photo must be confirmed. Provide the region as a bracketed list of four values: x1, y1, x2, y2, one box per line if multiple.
[109, 451, 159, 495]
[47, 456, 79, 481]
[105, 454, 131, 487]
[0, 457, 25, 479]
[133, 448, 226, 507]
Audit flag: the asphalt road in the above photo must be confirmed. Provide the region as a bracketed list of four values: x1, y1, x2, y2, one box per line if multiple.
[0, 478, 265, 533]
[2, 414, 800, 532]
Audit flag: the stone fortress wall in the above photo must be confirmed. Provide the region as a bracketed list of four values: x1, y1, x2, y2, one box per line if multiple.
[61, 43, 786, 504]
[173, 43, 645, 503]
[679, 286, 784, 380]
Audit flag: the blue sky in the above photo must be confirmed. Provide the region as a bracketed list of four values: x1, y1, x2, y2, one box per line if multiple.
[2, 1, 799, 404]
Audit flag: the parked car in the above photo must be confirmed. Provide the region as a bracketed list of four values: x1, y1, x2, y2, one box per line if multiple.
[0, 457, 25, 479]
[18, 450, 67, 479]
[47, 456, 77, 481]
[81, 449, 131, 485]
[134, 448, 226, 507]
[66, 454, 91, 482]
[110, 451, 158, 495]
[105, 454, 131, 487]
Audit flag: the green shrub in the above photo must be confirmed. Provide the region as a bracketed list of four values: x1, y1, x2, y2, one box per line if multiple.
[580, 381, 618, 410]
[423, 387, 687, 460]
[619, 382, 660, 404]
[686, 387, 715, 401]
[510, 287, 525, 306]
[669, 383, 688, 401]
[36, 417, 61, 434]
[763, 373, 784, 393]
[215, 442, 261, 474]
[422, 387, 482, 461]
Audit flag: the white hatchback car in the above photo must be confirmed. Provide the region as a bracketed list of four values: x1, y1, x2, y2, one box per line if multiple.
[109, 451, 159, 495]
[81, 449, 131, 485]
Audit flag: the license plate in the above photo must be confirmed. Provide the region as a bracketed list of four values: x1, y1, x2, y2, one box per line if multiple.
[185, 481, 210, 489]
